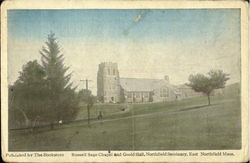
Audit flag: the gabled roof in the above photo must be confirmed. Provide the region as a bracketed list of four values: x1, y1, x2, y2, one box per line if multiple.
[177, 84, 192, 89]
[120, 78, 169, 92]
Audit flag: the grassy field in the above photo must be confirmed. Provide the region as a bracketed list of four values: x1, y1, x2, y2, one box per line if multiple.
[76, 102, 128, 120]
[9, 87, 241, 151]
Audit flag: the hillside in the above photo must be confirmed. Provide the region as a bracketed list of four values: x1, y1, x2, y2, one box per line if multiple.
[9, 88, 241, 151]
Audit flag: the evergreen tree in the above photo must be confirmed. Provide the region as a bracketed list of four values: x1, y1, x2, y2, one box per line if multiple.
[9, 33, 80, 130]
[40, 33, 73, 93]
[40, 33, 79, 127]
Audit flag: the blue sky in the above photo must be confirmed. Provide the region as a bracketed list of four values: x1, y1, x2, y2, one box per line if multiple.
[7, 9, 241, 93]
[8, 9, 239, 42]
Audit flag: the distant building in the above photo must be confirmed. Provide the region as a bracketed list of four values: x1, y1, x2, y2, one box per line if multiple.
[97, 62, 204, 103]
[120, 77, 177, 103]
[97, 62, 121, 103]
[177, 84, 203, 99]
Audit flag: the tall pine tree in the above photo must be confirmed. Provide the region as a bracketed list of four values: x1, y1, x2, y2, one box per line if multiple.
[40, 33, 79, 126]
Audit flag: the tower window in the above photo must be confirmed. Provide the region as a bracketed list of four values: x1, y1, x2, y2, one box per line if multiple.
[113, 69, 116, 75]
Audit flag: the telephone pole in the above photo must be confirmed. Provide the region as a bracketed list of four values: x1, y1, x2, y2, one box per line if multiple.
[80, 78, 92, 90]
[80, 78, 93, 127]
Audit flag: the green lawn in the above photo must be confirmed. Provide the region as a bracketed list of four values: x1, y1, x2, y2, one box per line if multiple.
[76, 102, 128, 120]
[9, 92, 241, 151]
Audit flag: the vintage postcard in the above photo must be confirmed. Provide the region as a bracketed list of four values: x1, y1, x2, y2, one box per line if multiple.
[1, 0, 249, 162]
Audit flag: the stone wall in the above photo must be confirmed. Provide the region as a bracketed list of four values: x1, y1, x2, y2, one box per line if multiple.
[152, 85, 176, 102]
[97, 62, 121, 103]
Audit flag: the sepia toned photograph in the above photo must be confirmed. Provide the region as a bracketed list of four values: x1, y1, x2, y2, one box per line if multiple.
[1, 0, 248, 162]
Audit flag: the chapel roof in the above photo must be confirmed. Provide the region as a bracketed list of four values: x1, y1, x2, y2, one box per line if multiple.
[120, 78, 170, 92]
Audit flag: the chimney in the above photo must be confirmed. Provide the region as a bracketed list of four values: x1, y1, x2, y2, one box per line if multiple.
[164, 75, 169, 83]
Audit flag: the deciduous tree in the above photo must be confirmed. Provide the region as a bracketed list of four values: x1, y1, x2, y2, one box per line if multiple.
[9, 60, 49, 129]
[187, 70, 230, 105]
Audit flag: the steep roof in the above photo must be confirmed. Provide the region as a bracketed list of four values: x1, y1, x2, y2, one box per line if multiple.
[177, 84, 192, 89]
[120, 78, 169, 92]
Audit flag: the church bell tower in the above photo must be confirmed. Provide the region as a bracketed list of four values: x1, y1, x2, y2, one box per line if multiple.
[97, 62, 121, 103]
